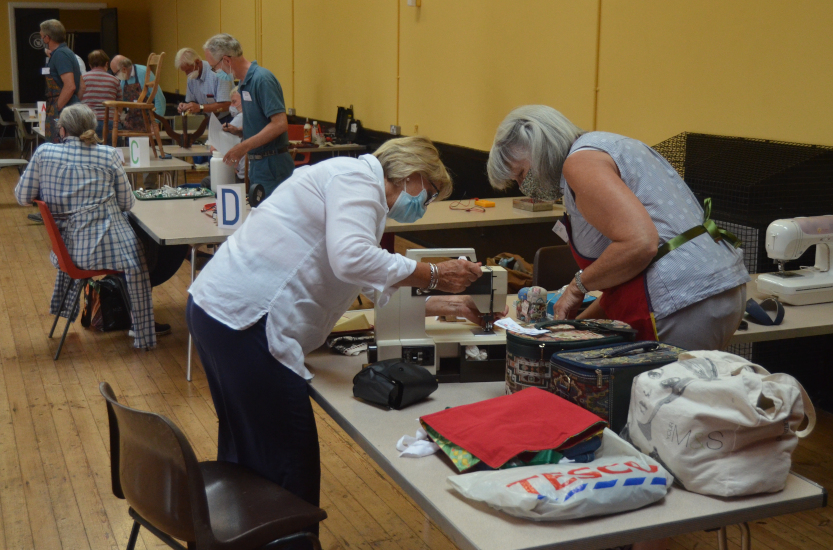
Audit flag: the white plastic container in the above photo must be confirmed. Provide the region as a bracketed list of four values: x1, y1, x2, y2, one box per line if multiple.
[303, 119, 312, 143]
[312, 121, 322, 145]
[209, 150, 236, 195]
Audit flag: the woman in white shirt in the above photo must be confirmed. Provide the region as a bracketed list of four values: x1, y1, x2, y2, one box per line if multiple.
[187, 136, 482, 528]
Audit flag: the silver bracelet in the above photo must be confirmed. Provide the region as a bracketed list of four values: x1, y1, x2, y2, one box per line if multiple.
[427, 263, 439, 290]
[574, 269, 589, 294]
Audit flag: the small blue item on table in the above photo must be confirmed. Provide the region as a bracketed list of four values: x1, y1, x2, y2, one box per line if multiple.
[547, 290, 596, 319]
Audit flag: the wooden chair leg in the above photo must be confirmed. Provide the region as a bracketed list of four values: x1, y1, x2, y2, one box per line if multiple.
[54, 279, 85, 361]
[152, 122, 166, 157]
[103, 107, 110, 143]
[141, 111, 158, 159]
[112, 109, 120, 147]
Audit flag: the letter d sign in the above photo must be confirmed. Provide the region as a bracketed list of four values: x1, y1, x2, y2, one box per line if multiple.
[216, 184, 246, 229]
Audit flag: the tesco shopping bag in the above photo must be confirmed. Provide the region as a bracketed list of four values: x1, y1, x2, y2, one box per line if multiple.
[448, 428, 672, 521]
[622, 350, 815, 497]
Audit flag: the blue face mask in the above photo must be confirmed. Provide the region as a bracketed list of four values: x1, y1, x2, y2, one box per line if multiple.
[387, 183, 427, 224]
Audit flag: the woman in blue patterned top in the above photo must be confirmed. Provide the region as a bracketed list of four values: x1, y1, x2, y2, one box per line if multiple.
[488, 105, 750, 351]
[15, 104, 169, 350]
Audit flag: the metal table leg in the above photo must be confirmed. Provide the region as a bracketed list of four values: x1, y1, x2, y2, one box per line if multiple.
[187, 245, 196, 381]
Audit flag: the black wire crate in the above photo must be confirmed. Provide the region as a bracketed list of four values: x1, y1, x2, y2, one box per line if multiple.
[653, 132, 833, 273]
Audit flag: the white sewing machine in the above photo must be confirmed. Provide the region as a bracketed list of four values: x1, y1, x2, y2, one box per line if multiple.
[374, 248, 508, 378]
[757, 216, 833, 305]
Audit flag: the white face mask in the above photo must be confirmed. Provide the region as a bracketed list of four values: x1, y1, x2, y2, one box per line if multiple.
[186, 69, 199, 80]
[117, 71, 129, 81]
[229, 105, 240, 117]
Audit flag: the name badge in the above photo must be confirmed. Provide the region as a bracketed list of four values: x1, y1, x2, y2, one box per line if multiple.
[41, 67, 50, 75]
[553, 220, 569, 243]
[242, 91, 252, 102]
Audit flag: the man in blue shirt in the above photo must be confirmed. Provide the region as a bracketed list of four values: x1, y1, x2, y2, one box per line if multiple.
[174, 47, 233, 120]
[203, 33, 293, 200]
[40, 19, 82, 142]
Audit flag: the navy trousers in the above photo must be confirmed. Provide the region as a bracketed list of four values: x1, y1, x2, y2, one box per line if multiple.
[186, 296, 320, 544]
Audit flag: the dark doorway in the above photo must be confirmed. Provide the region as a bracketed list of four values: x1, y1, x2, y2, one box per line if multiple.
[15, 7, 59, 105]
[99, 8, 119, 59]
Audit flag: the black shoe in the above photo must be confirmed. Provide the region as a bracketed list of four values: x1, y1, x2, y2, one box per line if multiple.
[129, 322, 172, 337]
[27, 213, 43, 223]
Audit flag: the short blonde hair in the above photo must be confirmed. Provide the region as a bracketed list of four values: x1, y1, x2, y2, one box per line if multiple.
[59, 104, 101, 146]
[174, 47, 200, 70]
[488, 105, 585, 191]
[40, 19, 66, 43]
[373, 136, 452, 200]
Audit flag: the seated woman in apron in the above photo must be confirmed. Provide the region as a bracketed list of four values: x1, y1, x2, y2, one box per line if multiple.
[487, 105, 750, 352]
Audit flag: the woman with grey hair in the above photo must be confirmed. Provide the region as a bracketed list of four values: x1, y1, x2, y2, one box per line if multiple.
[15, 104, 170, 351]
[488, 105, 750, 351]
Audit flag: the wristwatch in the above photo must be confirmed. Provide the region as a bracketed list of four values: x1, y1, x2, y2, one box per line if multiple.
[199, 104, 204, 113]
[574, 270, 589, 294]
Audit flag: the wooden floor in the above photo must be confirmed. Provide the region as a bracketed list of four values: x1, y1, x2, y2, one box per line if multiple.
[0, 152, 831, 550]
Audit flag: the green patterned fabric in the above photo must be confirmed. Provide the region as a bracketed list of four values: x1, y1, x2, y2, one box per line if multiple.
[421, 422, 481, 471]
[556, 343, 686, 368]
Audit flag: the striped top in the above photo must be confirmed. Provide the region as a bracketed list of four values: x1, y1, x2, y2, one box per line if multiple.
[81, 69, 121, 120]
[561, 131, 750, 320]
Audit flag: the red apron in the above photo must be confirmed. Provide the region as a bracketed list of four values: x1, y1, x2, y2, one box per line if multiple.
[563, 214, 658, 341]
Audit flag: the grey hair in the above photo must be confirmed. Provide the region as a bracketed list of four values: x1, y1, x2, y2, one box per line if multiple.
[40, 19, 66, 43]
[487, 105, 585, 191]
[59, 104, 100, 145]
[117, 56, 133, 71]
[203, 33, 243, 60]
[174, 47, 200, 69]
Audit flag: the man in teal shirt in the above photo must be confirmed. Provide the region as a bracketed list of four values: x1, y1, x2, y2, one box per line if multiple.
[203, 33, 293, 200]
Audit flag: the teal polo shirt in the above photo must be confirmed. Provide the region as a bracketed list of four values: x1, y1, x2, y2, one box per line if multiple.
[239, 61, 293, 196]
[47, 43, 81, 105]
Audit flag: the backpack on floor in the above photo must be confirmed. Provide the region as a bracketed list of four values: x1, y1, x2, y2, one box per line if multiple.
[81, 275, 131, 332]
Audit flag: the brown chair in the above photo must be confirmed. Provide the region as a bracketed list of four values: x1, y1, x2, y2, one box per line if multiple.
[532, 245, 580, 291]
[99, 382, 327, 550]
[102, 53, 167, 158]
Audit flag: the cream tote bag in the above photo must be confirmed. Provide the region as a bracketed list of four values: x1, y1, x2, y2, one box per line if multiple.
[623, 350, 815, 497]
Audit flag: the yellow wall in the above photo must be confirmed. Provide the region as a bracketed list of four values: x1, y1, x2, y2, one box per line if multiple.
[1, 0, 150, 91]
[596, 0, 833, 146]
[12, 0, 818, 150]
[399, 0, 598, 151]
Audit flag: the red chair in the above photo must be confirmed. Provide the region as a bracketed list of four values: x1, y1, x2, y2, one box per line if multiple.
[34, 200, 123, 360]
[287, 124, 311, 167]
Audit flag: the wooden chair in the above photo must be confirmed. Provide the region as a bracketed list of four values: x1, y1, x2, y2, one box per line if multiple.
[103, 52, 167, 158]
[532, 245, 580, 291]
[99, 382, 327, 550]
[13, 110, 38, 159]
[287, 124, 311, 167]
[34, 200, 123, 360]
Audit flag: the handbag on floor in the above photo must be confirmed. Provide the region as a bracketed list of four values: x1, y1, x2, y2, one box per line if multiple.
[81, 275, 131, 332]
[549, 342, 687, 433]
[622, 350, 816, 497]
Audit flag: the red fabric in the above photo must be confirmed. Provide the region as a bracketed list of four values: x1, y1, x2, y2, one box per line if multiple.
[564, 215, 657, 341]
[420, 388, 606, 469]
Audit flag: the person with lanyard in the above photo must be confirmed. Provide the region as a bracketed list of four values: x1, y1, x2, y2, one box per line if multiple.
[109, 55, 166, 133]
[487, 105, 750, 352]
[39, 19, 83, 143]
[174, 47, 234, 121]
[203, 33, 294, 204]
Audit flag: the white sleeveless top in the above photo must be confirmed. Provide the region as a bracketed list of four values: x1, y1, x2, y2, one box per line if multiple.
[560, 131, 749, 320]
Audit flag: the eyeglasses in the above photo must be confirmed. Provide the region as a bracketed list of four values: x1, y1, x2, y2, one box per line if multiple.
[210, 56, 227, 73]
[424, 177, 440, 207]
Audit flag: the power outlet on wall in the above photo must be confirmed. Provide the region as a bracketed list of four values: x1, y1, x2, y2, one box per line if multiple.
[287, 108, 296, 116]
[390, 125, 401, 135]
